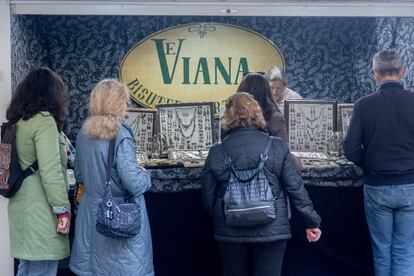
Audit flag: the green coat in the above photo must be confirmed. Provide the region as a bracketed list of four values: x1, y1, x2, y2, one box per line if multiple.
[8, 112, 70, 260]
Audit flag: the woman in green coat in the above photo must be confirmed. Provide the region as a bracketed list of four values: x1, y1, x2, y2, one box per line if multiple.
[6, 68, 71, 276]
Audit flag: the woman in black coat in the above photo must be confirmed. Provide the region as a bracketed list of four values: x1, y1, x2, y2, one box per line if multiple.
[202, 93, 321, 276]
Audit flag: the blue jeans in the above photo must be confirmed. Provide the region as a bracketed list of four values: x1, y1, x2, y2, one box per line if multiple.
[17, 260, 58, 276]
[364, 184, 414, 276]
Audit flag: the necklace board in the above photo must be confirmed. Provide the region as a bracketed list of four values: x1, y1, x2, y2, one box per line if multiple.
[337, 103, 353, 133]
[157, 102, 215, 150]
[284, 100, 337, 152]
[124, 108, 156, 152]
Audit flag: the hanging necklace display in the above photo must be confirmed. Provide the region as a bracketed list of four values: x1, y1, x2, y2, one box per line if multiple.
[130, 114, 142, 138]
[286, 100, 336, 153]
[175, 107, 197, 142]
[337, 104, 353, 133]
[297, 105, 325, 141]
[125, 109, 156, 152]
[157, 103, 215, 151]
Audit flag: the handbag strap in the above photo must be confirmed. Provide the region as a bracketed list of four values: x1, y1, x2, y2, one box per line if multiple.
[222, 137, 273, 182]
[106, 140, 115, 185]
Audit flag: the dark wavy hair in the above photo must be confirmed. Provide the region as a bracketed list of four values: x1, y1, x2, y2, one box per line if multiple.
[6, 68, 69, 130]
[236, 73, 278, 121]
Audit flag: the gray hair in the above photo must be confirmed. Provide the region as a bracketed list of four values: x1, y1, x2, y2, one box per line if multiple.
[373, 50, 402, 76]
[267, 66, 288, 85]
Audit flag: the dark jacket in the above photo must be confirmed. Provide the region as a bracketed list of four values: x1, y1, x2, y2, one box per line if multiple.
[343, 81, 414, 186]
[201, 127, 321, 243]
[267, 107, 303, 172]
[267, 107, 288, 144]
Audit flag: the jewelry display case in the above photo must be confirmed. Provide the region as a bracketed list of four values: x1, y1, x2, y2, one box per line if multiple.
[337, 103, 354, 133]
[157, 102, 215, 150]
[136, 151, 149, 164]
[285, 100, 337, 153]
[124, 108, 156, 152]
[168, 149, 209, 161]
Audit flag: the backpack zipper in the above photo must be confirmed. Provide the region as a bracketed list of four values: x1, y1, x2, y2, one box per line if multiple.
[228, 205, 272, 212]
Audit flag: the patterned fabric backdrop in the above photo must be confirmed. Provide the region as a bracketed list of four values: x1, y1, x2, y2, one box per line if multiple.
[10, 15, 414, 141]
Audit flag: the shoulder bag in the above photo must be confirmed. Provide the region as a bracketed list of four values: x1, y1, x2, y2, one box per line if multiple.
[96, 140, 141, 239]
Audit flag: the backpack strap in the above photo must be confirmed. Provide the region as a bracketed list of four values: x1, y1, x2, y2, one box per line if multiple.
[220, 142, 233, 166]
[20, 161, 39, 180]
[2, 121, 39, 187]
[258, 137, 273, 171]
[222, 137, 273, 182]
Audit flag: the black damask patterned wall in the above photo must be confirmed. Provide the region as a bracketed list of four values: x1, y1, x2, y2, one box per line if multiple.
[10, 15, 414, 140]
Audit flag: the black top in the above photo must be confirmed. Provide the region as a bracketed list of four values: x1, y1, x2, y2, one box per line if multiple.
[201, 127, 321, 243]
[343, 81, 414, 186]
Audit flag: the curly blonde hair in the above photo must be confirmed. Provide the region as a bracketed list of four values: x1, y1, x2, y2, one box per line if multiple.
[84, 79, 129, 140]
[221, 92, 266, 131]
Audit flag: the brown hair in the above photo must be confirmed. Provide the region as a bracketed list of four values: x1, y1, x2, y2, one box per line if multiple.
[84, 79, 129, 140]
[221, 92, 266, 131]
[236, 73, 277, 121]
[6, 67, 68, 130]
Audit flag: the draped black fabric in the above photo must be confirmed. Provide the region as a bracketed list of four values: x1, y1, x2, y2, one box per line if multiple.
[11, 16, 414, 142]
[143, 186, 374, 276]
[283, 186, 374, 276]
[54, 185, 373, 275]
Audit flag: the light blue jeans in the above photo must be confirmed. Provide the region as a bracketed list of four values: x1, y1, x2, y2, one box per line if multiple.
[17, 260, 59, 276]
[364, 184, 414, 276]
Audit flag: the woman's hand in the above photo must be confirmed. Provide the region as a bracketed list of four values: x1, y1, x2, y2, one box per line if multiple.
[57, 216, 70, 234]
[306, 228, 321, 242]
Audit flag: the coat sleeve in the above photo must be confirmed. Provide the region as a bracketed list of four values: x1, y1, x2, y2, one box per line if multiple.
[74, 133, 83, 184]
[280, 149, 321, 229]
[115, 136, 151, 197]
[342, 101, 363, 166]
[267, 110, 289, 144]
[34, 115, 70, 214]
[201, 151, 218, 216]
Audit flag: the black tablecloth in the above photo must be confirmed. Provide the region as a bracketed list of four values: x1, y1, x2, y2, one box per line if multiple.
[53, 158, 372, 276]
[145, 186, 374, 276]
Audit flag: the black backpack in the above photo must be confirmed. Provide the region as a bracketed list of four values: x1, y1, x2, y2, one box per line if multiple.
[0, 122, 38, 198]
[222, 137, 281, 228]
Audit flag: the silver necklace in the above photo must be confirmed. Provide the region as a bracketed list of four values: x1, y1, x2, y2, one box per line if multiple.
[297, 105, 326, 141]
[175, 108, 196, 141]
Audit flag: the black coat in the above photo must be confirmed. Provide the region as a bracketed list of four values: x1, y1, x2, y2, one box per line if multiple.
[201, 127, 321, 243]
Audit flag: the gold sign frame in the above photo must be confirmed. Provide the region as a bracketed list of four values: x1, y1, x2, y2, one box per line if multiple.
[119, 22, 285, 115]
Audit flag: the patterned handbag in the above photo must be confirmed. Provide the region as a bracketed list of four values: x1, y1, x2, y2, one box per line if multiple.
[0, 122, 38, 198]
[96, 140, 141, 239]
[0, 143, 12, 189]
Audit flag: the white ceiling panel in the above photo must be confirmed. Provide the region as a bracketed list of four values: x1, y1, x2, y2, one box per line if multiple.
[9, 0, 414, 16]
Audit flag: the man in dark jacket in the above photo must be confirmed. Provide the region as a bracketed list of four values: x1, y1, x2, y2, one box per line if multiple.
[343, 49, 414, 276]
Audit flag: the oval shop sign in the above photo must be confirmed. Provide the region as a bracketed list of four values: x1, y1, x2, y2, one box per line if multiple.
[120, 23, 285, 114]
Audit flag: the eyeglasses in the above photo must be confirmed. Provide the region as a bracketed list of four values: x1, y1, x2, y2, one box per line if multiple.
[242, 71, 266, 77]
